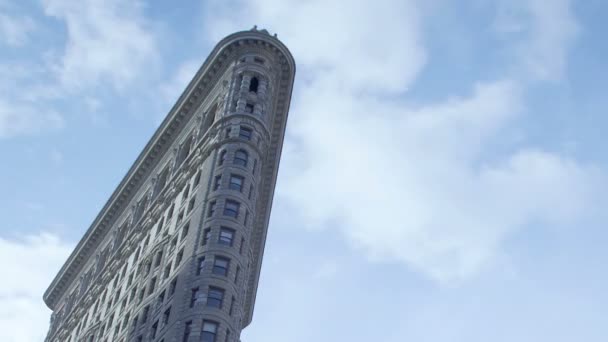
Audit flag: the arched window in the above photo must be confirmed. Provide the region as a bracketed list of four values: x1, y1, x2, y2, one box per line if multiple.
[201, 103, 217, 136]
[249, 77, 259, 93]
[176, 135, 193, 166]
[153, 167, 169, 198]
[234, 150, 248, 167]
[218, 150, 226, 166]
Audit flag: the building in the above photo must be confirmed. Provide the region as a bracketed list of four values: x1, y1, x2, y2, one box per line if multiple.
[43, 27, 295, 342]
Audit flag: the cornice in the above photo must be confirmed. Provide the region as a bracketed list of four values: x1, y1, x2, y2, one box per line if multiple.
[43, 28, 296, 311]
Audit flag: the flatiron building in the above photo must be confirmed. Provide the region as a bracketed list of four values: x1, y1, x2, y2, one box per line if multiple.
[43, 27, 295, 342]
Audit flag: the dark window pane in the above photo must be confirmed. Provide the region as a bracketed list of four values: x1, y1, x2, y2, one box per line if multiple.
[202, 321, 218, 342]
[212, 257, 230, 276]
[223, 200, 239, 218]
[218, 228, 234, 246]
[234, 150, 248, 167]
[213, 175, 221, 191]
[239, 127, 252, 140]
[218, 150, 226, 166]
[207, 287, 224, 308]
[249, 77, 259, 93]
[229, 175, 243, 192]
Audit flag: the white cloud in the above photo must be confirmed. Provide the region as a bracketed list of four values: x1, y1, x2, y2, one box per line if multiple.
[0, 12, 36, 46]
[0, 233, 73, 342]
[0, 99, 64, 138]
[495, 0, 579, 81]
[204, 0, 604, 283]
[42, 0, 158, 91]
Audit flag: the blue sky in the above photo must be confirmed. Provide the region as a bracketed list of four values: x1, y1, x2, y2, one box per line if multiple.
[1, 0, 608, 341]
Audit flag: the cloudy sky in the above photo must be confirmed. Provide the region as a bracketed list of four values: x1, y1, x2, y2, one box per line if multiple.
[1, 0, 608, 341]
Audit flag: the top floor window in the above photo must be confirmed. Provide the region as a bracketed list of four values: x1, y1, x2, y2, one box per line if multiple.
[249, 77, 259, 93]
[239, 126, 252, 140]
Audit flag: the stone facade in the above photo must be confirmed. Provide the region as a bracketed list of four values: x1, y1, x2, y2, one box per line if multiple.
[42, 27, 295, 342]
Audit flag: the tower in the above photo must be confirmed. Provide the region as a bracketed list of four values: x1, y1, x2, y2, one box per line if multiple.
[43, 28, 295, 342]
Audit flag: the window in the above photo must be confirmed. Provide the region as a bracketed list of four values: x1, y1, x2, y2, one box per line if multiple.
[225, 127, 232, 139]
[138, 287, 145, 303]
[181, 222, 190, 241]
[239, 238, 245, 254]
[182, 321, 192, 342]
[151, 321, 158, 339]
[169, 277, 178, 296]
[190, 287, 199, 307]
[234, 150, 248, 167]
[163, 307, 171, 325]
[235, 266, 240, 283]
[122, 313, 130, 330]
[218, 150, 226, 166]
[212, 256, 230, 276]
[197, 256, 205, 275]
[202, 228, 211, 246]
[163, 264, 171, 279]
[167, 203, 175, 219]
[253, 57, 265, 64]
[157, 290, 165, 307]
[208, 201, 216, 217]
[176, 248, 184, 265]
[194, 170, 202, 187]
[244, 210, 249, 226]
[142, 305, 150, 323]
[248, 185, 253, 200]
[213, 175, 221, 191]
[183, 185, 190, 200]
[130, 287, 137, 303]
[207, 287, 224, 308]
[219, 228, 234, 246]
[155, 168, 169, 198]
[177, 135, 193, 166]
[252, 159, 257, 174]
[188, 197, 196, 213]
[177, 209, 184, 224]
[229, 175, 244, 192]
[245, 103, 254, 113]
[149, 277, 157, 293]
[225, 329, 231, 342]
[132, 315, 139, 330]
[229, 296, 235, 316]
[144, 260, 152, 275]
[155, 252, 162, 267]
[249, 77, 259, 93]
[201, 321, 218, 342]
[223, 200, 240, 218]
[239, 126, 252, 140]
[143, 236, 150, 251]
